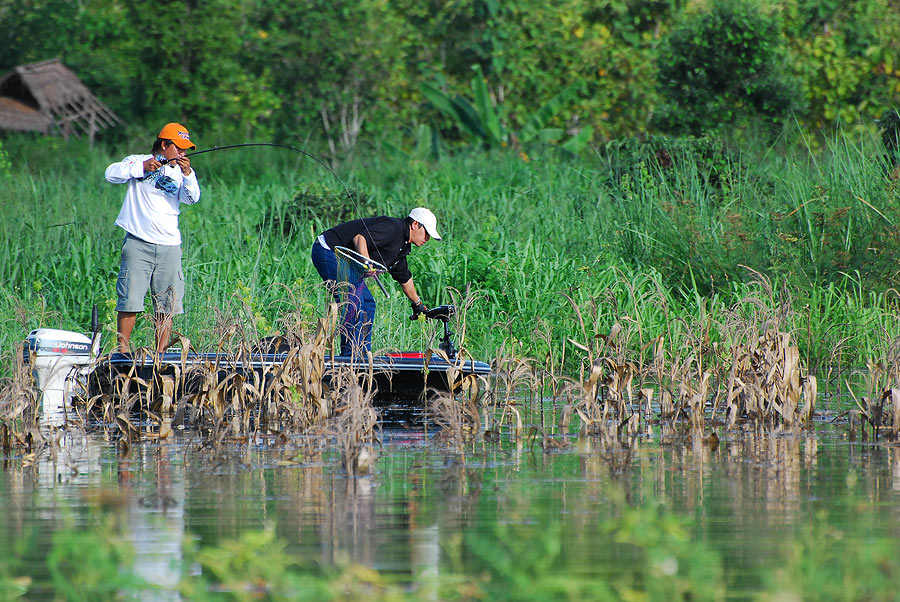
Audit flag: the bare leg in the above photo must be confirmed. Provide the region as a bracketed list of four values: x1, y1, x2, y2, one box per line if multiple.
[117, 311, 138, 352]
[154, 313, 173, 353]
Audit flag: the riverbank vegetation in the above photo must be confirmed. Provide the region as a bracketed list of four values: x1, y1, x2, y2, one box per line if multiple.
[5, 1, 900, 598]
[2, 128, 898, 369]
[5, 1, 900, 149]
[2, 126, 900, 450]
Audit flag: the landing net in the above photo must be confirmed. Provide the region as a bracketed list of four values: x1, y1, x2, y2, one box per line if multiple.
[333, 246, 388, 324]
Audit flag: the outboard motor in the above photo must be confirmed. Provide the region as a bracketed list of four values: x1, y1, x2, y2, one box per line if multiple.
[24, 306, 101, 426]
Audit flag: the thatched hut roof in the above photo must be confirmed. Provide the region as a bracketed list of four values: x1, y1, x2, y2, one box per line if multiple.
[0, 96, 51, 132]
[0, 58, 120, 140]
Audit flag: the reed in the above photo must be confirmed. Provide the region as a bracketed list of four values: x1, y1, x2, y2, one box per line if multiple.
[419, 269, 831, 446]
[0, 342, 41, 451]
[4, 129, 900, 432]
[846, 338, 900, 440]
[72, 302, 341, 452]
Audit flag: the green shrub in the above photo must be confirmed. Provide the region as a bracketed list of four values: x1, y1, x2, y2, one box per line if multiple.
[654, 0, 803, 137]
[876, 107, 900, 165]
[260, 182, 364, 239]
[782, 0, 900, 134]
[600, 134, 741, 190]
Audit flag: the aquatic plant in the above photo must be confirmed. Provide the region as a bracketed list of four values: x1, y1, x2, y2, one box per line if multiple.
[46, 516, 145, 602]
[0, 342, 42, 451]
[327, 360, 379, 475]
[846, 344, 900, 440]
[75, 305, 340, 451]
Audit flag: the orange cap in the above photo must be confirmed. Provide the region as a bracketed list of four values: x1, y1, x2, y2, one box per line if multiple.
[158, 122, 196, 150]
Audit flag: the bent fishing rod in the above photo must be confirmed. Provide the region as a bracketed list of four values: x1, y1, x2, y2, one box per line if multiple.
[165, 142, 355, 205]
[169, 141, 393, 296]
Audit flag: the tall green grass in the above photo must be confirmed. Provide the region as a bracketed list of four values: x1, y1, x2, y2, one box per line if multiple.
[1, 130, 898, 378]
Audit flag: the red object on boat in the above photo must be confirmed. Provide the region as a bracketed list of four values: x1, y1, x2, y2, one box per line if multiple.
[387, 352, 425, 359]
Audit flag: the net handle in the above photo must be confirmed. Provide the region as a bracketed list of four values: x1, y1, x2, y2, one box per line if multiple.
[333, 246, 390, 298]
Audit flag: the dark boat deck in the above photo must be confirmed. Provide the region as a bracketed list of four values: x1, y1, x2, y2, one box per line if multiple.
[88, 350, 492, 402]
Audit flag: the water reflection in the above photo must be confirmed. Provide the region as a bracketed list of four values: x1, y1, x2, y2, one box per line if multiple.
[123, 444, 184, 600]
[2, 421, 900, 599]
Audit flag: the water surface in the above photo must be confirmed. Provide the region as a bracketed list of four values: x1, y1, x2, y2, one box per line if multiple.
[2, 420, 899, 599]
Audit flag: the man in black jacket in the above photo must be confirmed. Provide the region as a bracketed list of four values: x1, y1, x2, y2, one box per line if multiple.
[311, 207, 441, 356]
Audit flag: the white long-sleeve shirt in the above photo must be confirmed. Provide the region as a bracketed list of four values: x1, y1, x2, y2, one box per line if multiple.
[105, 154, 201, 245]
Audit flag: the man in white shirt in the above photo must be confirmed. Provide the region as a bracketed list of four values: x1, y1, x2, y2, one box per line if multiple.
[105, 122, 201, 353]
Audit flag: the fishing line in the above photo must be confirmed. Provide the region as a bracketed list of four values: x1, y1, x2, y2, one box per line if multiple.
[183, 143, 356, 205]
[180, 142, 396, 294]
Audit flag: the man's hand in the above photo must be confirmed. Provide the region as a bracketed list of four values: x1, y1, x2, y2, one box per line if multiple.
[173, 155, 192, 176]
[410, 300, 428, 320]
[143, 154, 192, 176]
[143, 156, 163, 173]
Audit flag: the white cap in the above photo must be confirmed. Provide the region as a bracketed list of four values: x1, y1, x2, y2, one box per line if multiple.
[408, 207, 442, 240]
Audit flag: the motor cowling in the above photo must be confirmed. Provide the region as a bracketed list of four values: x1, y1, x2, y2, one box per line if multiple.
[26, 328, 93, 357]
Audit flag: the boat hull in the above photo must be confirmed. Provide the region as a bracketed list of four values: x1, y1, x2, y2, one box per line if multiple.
[86, 351, 491, 403]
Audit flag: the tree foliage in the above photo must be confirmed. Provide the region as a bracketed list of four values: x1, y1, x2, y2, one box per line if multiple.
[2, 0, 900, 151]
[783, 0, 900, 130]
[241, 0, 416, 148]
[420, 64, 592, 153]
[654, 0, 803, 136]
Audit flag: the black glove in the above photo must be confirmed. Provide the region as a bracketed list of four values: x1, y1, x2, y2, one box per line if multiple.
[410, 300, 428, 320]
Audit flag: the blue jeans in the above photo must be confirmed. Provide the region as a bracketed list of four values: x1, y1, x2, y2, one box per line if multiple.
[311, 241, 376, 357]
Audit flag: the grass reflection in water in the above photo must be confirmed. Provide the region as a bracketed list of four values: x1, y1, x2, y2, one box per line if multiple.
[0, 423, 899, 601]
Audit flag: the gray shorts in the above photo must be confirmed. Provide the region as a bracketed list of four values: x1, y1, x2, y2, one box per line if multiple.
[115, 233, 185, 314]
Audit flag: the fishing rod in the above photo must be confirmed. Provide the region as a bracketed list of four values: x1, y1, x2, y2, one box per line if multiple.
[163, 142, 355, 205]
[169, 141, 394, 296]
